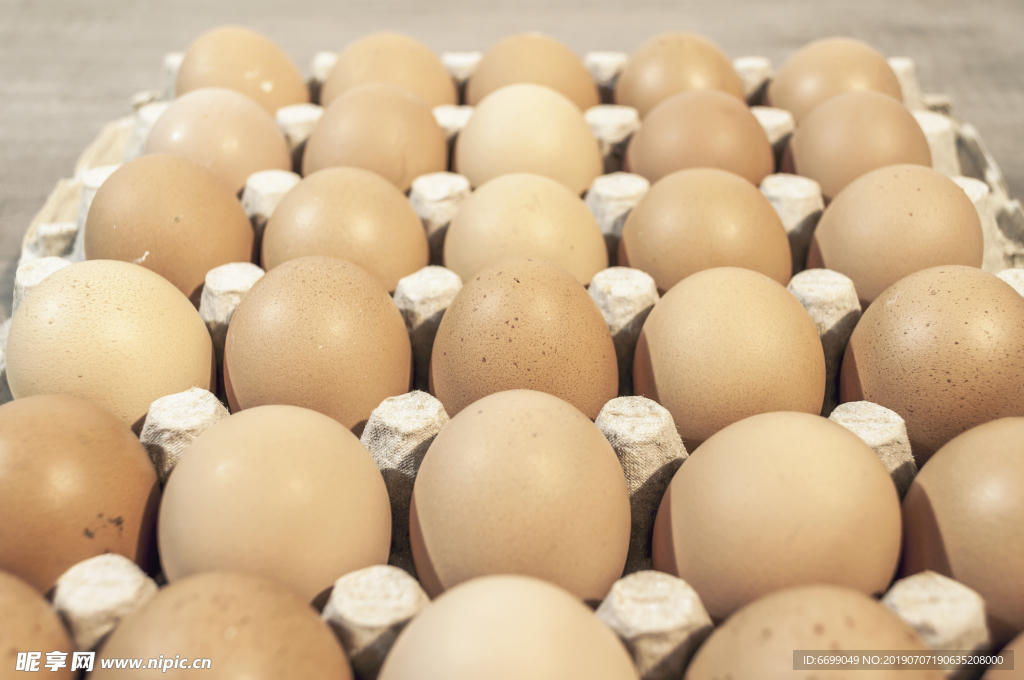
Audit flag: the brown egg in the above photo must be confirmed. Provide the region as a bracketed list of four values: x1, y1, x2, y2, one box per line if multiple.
[410, 390, 629, 601]
[323, 32, 457, 108]
[444, 173, 607, 285]
[0, 571, 75, 677]
[808, 165, 984, 307]
[466, 33, 599, 111]
[455, 84, 602, 195]
[224, 256, 410, 433]
[176, 25, 309, 114]
[983, 632, 1022, 679]
[430, 258, 617, 419]
[840, 266, 1024, 463]
[85, 154, 254, 304]
[626, 90, 774, 185]
[653, 412, 901, 621]
[0, 395, 158, 593]
[902, 418, 1024, 645]
[619, 169, 791, 292]
[303, 83, 446, 192]
[790, 90, 931, 201]
[768, 37, 904, 123]
[159, 406, 390, 603]
[92, 572, 351, 680]
[6, 260, 213, 430]
[378, 575, 639, 680]
[615, 32, 745, 118]
[261, 167, 428, 291]
[634, 267, 824, 448]
[145, 87, 291, 193]
[685, 585, 941, 680]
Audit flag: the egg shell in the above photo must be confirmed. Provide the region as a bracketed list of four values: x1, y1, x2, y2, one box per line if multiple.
[619, 168, 791, 292]
[261, 167, 428, 292]
[615, 31, 745, 118]
[808, 164, 984, 306]
[378, 575, 639, 680]
[443, 173, 607, 285]
[91, 572, 351, 680]
[224, 256, 411, 434]
[467, 33, 599, 111]
[430, 257, 617, 420]
[85, 154, 254, 304]
[840, 265, 1024, 463]
[6, 260, 213, 430]
[685, 585, 941, 680]
[0, 395, 159, 593]
[145, 87, 291, 194]
[454, 83, 602, 195]
[176, 25, 309, 114]
[303, 83, 447, 192]
[0, 571, 75, 677]
[901, 417, 1024, 646]
[158, 405, 391, 603]
[323, 32, 456, 109]
[626, 90, 774, 186]
[653, 412, 901, 622]
[790, 90, 932, 201]
[982, 632, 1022, 679]
[410, 390, 630, 601]
[767, 37, 903, 123]
[634, 267, 824, 448]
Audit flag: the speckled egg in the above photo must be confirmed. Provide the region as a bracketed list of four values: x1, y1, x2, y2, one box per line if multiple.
[902, 417, 1024, 645]
[619, 168, 791, 292]
[430, 258, 617, 420]
[224, 256, 411, 434]
[808, 164, 984, 306]
[5, 260, 213, 430]
[840, 265, 1024, 463]
[261, 167, 428, 292]
[444, 173, 607, 285]
[0, 395, 158, 593]
[0, 571, 76, 677]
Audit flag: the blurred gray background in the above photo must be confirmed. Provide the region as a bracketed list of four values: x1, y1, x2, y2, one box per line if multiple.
[2, 0, 1023, 320]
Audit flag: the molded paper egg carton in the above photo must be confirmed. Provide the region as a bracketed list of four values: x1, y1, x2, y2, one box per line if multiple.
[3, 47, 1019, 678]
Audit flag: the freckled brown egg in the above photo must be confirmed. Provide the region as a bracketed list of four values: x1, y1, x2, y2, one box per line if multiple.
[455, 84, 602, 195]
[0, 395, 158, 593]
[261, 167, 428, 292]
[839, 266, 1024, 463]
[685, 585, 941, 680]
[6, 260, 213, 430]
[145, 87, 291, 193]
[444, 173, 607, 285]
[0, 571, 76, 677]
[767, 37, 904, 123]
[652, 412, 901, 621]
[224, 256, 411, 433]
[85, 154, 254, 305]
[322, 32, 456, 108]
[158, 406, 391, 603]
[619, 168, 791, 292]
[626, 90, 774, 185]
[466, 33, 599, 111]
[410, 391, 629, 601]
[902, 418, 1024, 646]
[790, 90, 931, 201]
[634, 267, 824, 449]
[303, 83, 447, 192]
[176, 25, 309, 114]
[807, 165, 984, 307]
[91, 572, 352, 680]
[378, 575, 639, 680]
[430, 257, 617, 420]
[615, 31, 745, 118]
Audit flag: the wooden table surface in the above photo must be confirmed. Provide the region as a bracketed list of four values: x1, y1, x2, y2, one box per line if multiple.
[3, 0, 1023, 320]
